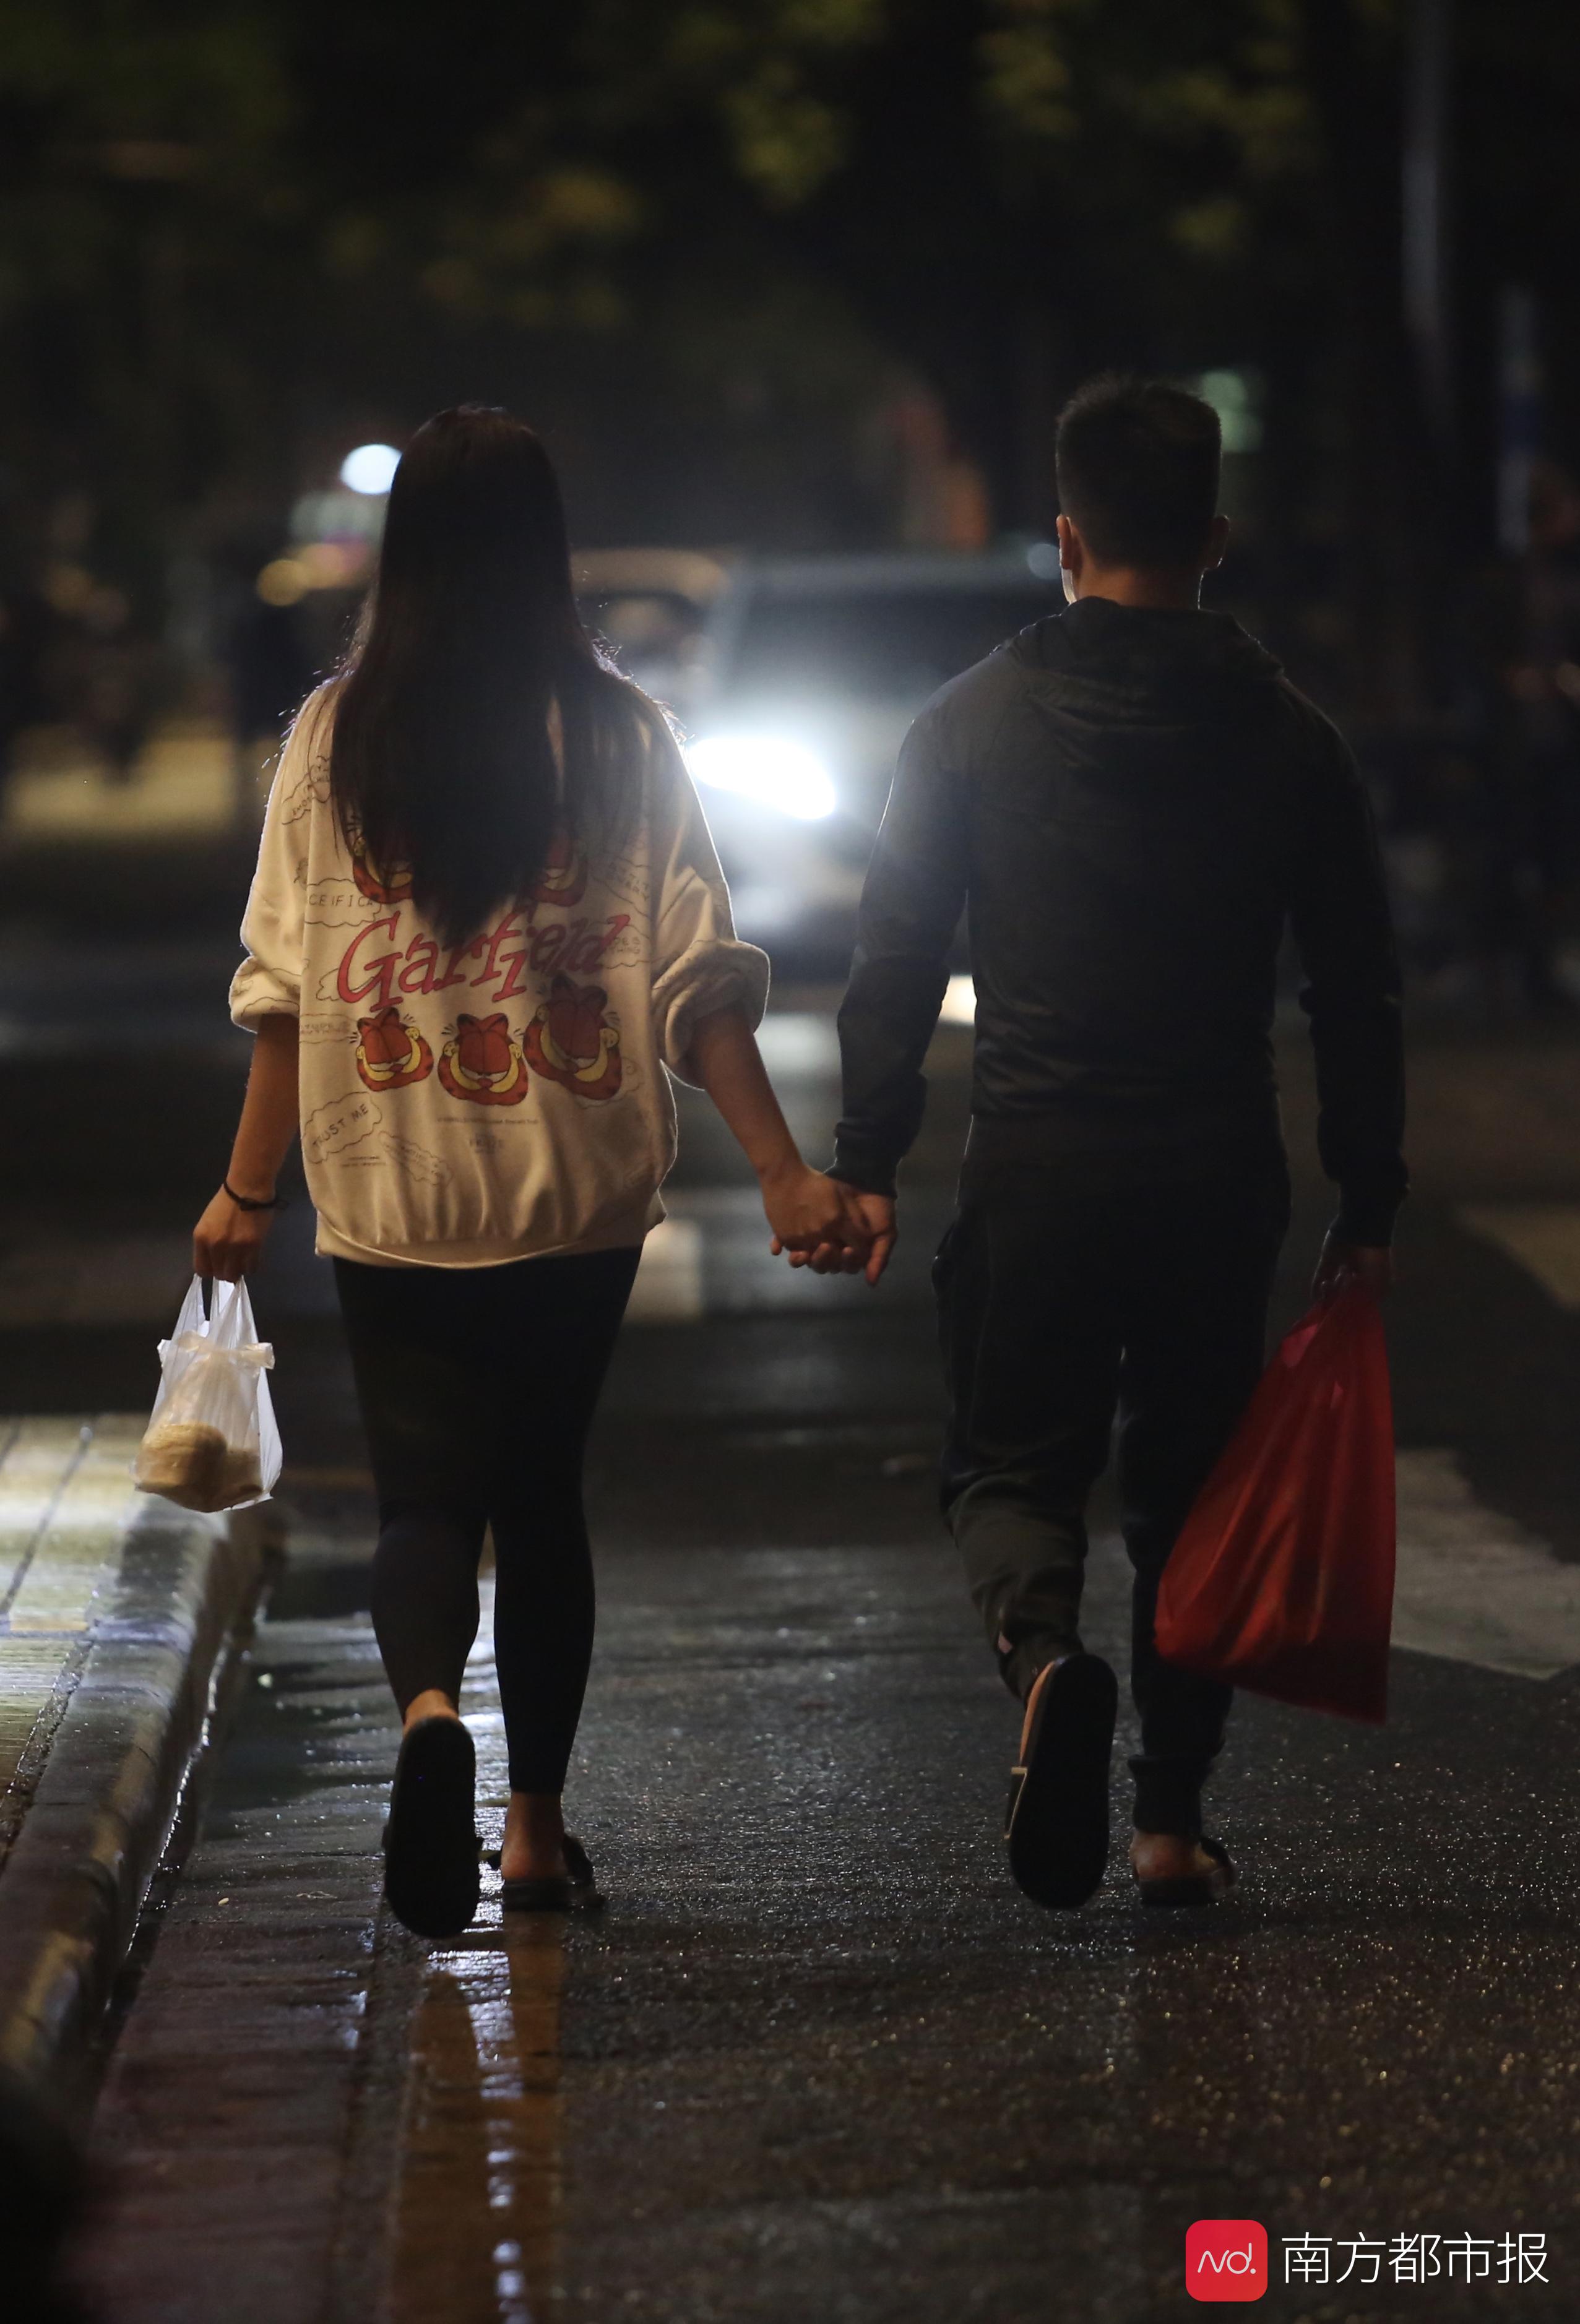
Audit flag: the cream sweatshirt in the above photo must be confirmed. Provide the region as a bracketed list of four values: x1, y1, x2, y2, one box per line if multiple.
[230, 689, 769, 1267]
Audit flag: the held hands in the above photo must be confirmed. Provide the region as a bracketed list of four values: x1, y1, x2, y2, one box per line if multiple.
[1311, 1230, 1396, 1302]
[762, 1164, 886, 1285]
[766, 1173, 896, 1289]
[816, 1190, 896, 1288]
[193, 1187, 278, 1282]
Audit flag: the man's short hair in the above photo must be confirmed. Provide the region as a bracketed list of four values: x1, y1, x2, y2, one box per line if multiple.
[1055, 375, 1222, 567]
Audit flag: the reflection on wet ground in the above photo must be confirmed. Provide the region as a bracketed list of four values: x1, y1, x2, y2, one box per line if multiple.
[392, 1614, 567, 2324]
[393, 1928, 565, 2324]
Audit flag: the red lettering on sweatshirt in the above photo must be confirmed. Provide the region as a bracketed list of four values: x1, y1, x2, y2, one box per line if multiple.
[484, 912, 533, 1002]
[431, 935, 485, 992]
[473, 911, 631, 998]
[397, 933, 439, 994]
[339, 908, 632, 1015]
[336, 915, 402, 1009]
[565, 913, 631, 973]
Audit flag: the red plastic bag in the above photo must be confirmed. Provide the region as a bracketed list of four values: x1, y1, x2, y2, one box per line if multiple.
[1154, 1286, 1396, 1723]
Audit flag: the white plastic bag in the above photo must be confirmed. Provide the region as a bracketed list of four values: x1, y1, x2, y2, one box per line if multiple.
[134, 1276, 282, 1513]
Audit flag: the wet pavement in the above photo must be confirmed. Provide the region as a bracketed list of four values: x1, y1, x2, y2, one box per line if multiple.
[6, 884, 1580, 2317]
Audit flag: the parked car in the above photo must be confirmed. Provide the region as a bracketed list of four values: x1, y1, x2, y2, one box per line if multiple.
[572, 548, 730, 707]
[680, 549, 1063, 965]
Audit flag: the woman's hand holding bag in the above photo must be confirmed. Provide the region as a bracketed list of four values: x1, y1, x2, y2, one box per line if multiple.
[193, 1181, 283, 1281]
[134, 1276, 283, 1513]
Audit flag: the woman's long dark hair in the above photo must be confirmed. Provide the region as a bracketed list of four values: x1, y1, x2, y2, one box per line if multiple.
[327, 405, 647, 945]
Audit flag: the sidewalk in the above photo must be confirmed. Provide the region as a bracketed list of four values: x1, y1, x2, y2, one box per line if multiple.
[1, 720, 253, 850]
[0, 1418, 274, 2117]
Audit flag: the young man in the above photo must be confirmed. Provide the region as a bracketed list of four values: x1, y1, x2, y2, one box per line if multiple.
[823, 376, 1405, 1909]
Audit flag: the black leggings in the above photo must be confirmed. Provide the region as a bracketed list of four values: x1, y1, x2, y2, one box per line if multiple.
[334, 1246, 639, 1794]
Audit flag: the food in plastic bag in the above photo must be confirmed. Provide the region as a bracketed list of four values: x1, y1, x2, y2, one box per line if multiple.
[134, 1276, 283, 1513]
[1154, 1285, 1396, 1723]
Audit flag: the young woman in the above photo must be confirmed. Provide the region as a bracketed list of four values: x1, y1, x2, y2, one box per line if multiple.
[195, 406, 868, 1937]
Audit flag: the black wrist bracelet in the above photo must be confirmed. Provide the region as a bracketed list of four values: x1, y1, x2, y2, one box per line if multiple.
[224, 1180, 287, 1212]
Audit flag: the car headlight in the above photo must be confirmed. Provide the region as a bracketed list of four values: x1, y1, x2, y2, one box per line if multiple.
[684, 734, 836, 821]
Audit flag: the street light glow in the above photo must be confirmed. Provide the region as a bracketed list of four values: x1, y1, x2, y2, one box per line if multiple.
[339, 442, 401, 496]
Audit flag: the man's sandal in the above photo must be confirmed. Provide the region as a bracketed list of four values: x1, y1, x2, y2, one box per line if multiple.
[1004, 1651, 1118, 1909]
[1135, 1835, 1237, 1909]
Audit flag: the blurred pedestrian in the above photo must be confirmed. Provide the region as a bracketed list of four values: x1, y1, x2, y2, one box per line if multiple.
[818, 377, 1407, 1909]
[192, 405, 870, 1938]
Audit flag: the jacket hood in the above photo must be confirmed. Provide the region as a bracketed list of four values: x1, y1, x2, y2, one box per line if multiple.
[1009, 596, 1284, 715]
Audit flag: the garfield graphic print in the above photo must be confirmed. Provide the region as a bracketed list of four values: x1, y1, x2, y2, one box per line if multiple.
[524, 976, 623, 1100]
[354, 1007, 433, 1091]
[344, 819, 414, 906]
[526, 828, 587, 909]
[438, 1012, 532, 1105]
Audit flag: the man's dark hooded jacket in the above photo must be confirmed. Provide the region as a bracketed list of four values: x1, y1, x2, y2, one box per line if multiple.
[831, 595, 1407, 1244]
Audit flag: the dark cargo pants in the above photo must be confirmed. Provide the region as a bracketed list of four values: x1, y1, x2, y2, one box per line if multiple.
[935, 1164, 1290, 1836]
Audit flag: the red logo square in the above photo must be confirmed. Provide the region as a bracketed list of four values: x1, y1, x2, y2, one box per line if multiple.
[1186, 2221, 1269, 2301]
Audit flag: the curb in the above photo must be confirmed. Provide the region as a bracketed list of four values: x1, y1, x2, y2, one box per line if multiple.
[0, 1492, 278, 2121]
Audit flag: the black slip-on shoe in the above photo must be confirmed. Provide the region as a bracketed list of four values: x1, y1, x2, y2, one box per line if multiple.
[498, 1833, 605, 1914]
[383, 1714, 480, 1939]
[1136, 1835, 1237, 1909]
[1004, 1652, 1118, 1909]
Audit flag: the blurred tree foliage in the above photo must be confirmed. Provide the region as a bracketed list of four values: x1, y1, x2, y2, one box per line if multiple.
[0, 0, 1575, 707]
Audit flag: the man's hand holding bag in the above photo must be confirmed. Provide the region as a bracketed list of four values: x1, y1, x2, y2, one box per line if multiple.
[1154, 1286, 1396, 1723]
